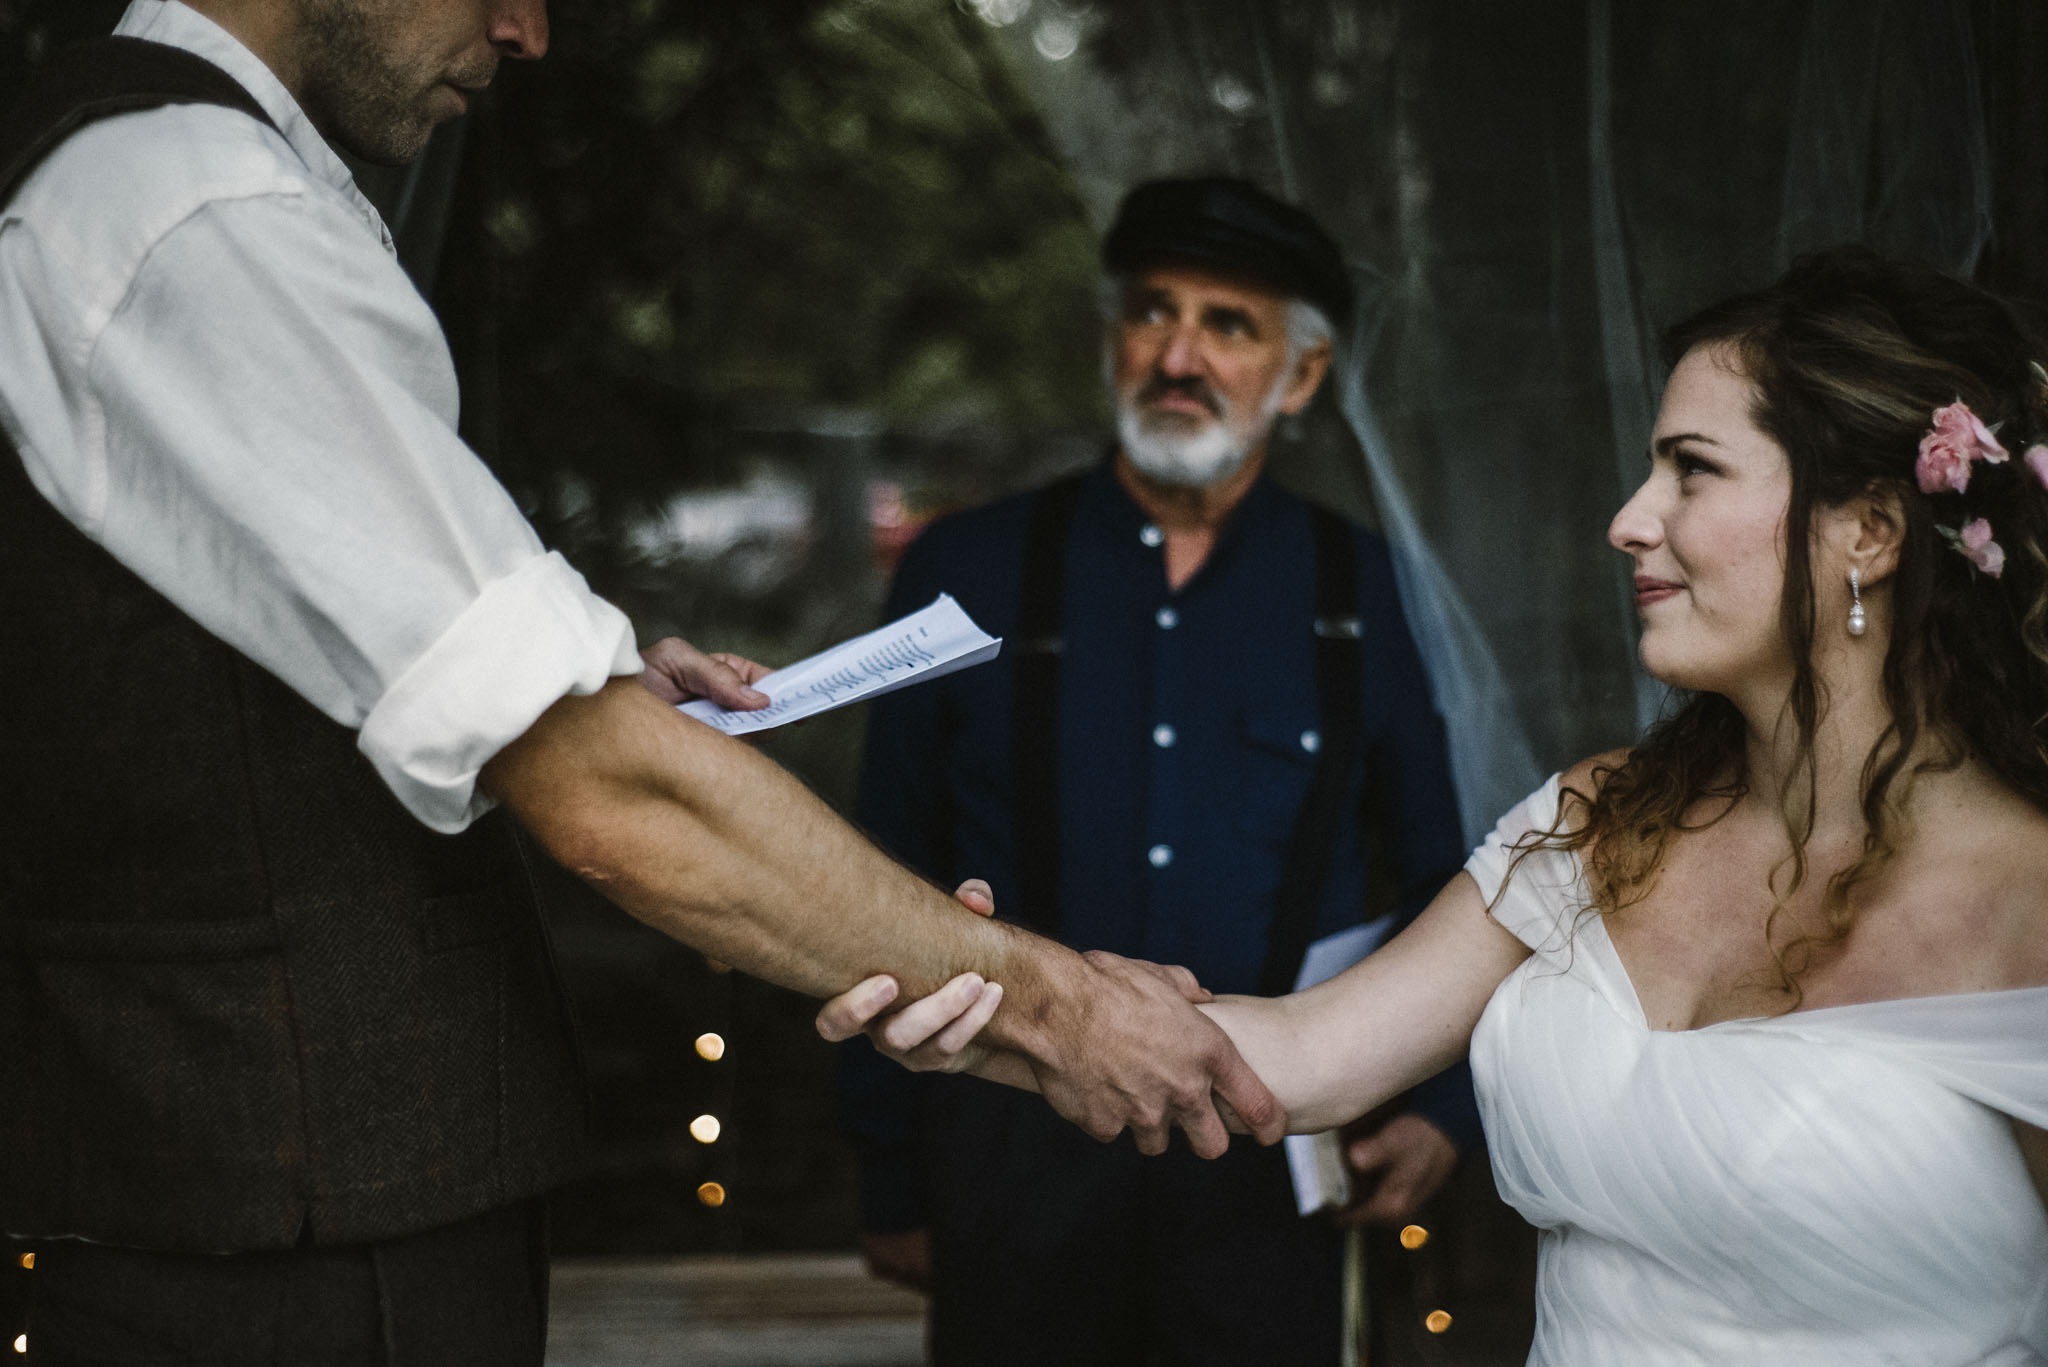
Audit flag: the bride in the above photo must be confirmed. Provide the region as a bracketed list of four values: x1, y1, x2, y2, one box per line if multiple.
[817, 247, 2048, 1363]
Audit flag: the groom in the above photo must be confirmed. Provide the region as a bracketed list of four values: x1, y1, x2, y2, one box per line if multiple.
[0, 3, 1278, 1359]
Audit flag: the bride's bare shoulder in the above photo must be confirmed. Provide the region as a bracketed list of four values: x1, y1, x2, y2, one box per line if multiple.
[1554, 748, 1633, 829]
[1982, 797, 2048, 981]
[1907, 774, 2048, 986]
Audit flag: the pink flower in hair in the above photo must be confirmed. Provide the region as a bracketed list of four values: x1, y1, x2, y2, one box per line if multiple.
[2026, 443, 2048, 491]
[1958, 517, 2005, 577]
[1915, 400, 2008, 494]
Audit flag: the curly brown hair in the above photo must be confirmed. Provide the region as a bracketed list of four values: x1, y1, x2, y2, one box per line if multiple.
[1549, 247, 2048, 993]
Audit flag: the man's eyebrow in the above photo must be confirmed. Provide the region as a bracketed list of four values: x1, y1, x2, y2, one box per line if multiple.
[1651, 431, 1722, 457]
[1201, 304, 1257, 331]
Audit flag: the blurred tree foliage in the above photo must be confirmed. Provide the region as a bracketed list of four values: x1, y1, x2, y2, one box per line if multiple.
[439, 0, 1105, 513]
[1, 0, 1108, 499]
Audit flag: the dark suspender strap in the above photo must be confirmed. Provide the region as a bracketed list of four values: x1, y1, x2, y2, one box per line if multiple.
[1259, 506, 1371, 996]
[1010, 472, 1087, 936]
[0, 36, 279, 208]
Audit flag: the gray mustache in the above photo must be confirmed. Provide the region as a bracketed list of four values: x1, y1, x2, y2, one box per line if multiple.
[1135, 374, 1224, 418]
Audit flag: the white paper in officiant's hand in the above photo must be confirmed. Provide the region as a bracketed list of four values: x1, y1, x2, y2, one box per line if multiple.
[678, 594, 1001, 736]
[1284, 912, 1398, 1217]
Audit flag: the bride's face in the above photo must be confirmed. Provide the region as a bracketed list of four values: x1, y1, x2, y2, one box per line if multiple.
[1609, 344, 1795, 696]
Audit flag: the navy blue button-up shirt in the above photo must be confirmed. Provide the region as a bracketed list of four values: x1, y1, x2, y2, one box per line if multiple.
[841, 462, 1475, 1231]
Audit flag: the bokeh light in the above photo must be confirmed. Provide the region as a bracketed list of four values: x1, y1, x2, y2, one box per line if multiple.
[1032, 15, 1080, 60]
[960, 0, 1031, 26]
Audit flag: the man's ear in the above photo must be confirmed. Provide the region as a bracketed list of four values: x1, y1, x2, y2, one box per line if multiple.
[1276, 339, 1332, 416]
[1832, 481, 1907, 586]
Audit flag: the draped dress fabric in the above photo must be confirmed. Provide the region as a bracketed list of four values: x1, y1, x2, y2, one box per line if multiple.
[1465, 777, 2048, 1366]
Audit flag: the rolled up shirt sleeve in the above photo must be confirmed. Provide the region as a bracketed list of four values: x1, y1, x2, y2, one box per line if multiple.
[15, 164, 640, 832]
[362, 551, 640, 831]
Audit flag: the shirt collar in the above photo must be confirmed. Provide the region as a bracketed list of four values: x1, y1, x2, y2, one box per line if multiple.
[114, 0, 394, 250]
[1083, 452, 1284, 589]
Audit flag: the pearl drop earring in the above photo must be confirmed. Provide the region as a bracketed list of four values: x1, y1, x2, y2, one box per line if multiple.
[1847, 567, 1866, 637]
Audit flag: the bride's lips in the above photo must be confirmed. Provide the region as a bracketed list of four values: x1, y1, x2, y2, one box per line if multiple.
[1633, 574, 1682, 607]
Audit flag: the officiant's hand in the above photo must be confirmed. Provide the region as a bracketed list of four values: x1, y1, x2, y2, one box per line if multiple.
[636, 636, 771, 709]
[1335, 1112, 1458, 1226]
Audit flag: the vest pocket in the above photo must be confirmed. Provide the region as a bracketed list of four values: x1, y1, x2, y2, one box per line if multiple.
[0, 942, 305, 1248]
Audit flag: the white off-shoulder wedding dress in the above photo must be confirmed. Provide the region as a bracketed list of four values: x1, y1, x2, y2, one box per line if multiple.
[1465, 777, 2048, 1366]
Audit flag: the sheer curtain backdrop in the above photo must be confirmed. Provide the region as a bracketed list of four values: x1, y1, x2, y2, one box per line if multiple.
[974, 0, 2042, 840]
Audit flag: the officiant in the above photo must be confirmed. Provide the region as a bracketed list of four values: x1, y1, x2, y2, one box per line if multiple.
[837, 176, 1478, 1366]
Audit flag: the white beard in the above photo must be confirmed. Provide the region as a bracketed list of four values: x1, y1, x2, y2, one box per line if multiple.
[1113, 371, 1288, 489]
[1116, 406, 1255, 487]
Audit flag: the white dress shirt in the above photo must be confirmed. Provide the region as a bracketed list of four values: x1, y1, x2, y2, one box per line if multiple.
[0, 0, 642, 833]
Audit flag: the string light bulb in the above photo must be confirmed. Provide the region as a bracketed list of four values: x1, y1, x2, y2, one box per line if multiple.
[689, 1114, 721, 1144]
[15, 1252, 30, 1270]
[697, 1182, 726, 1208]
[1425, 1310, 1453, 1334]
[694, 1033, 725, 1062]
[1399, 1225, 1429, 1250]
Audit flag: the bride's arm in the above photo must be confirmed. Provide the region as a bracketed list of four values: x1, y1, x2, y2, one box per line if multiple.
[818, 869, 1531, 1135]
[1200, 870, 1529, 1133]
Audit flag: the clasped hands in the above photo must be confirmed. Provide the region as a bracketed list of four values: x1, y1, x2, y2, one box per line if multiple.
[635, 637, 1285, 1159]
[819, 883, 1459, 1221]
[817, 879, 1285, 1158]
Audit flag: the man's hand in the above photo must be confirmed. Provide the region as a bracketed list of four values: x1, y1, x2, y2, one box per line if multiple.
[1334, 1112, 1458, 1226]
[858, 1229, 932, 1293]
[636, 637, 771, 709]
[1030, 949, 1278, 1158]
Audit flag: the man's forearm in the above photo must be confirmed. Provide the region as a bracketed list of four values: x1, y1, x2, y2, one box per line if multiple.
[482, 678, 1282, 1154]
[480, 677, 1074, 1052]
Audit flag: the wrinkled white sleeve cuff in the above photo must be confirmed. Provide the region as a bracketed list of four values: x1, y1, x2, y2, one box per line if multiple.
[359, 551, 642, 833]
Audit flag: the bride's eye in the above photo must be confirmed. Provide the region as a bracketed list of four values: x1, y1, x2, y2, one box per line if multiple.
[1675, 449, 1719, 480]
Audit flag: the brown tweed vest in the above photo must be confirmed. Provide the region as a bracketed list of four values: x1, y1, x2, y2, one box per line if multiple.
[0, 37, 588, 1252]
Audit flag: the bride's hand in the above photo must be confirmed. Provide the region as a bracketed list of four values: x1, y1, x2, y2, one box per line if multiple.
[814, 879, 1003, 1074]
[814, 888, 1222, 1086]
[815, 970, 1003, 1073]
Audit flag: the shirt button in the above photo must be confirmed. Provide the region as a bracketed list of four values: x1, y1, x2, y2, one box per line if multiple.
[1147, 844, 1174, 869]
[1300, 729, 1321, 754]
[1139, 523, 1164, 548]
[1152, 724, 1177, 748]
[1155, 606, 1179, 629]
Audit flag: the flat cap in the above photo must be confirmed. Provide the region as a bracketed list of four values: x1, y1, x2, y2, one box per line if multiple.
[1102, 177, 1352, 329]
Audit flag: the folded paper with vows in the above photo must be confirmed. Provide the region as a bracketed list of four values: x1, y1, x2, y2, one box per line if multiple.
[680, 594, 1001, 735]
